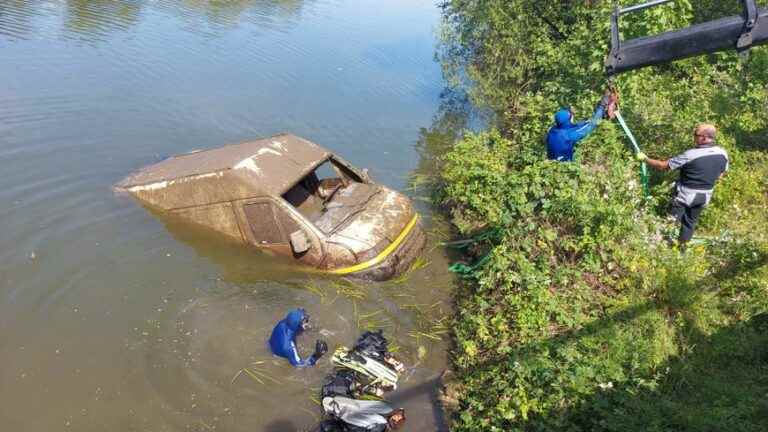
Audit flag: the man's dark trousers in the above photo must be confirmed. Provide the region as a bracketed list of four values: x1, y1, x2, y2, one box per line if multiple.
[669, 192, 708, 242]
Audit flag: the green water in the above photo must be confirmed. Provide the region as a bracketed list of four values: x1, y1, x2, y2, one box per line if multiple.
[0, 1, 454, 430]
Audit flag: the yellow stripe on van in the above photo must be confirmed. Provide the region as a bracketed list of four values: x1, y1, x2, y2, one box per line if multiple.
[327, 214, 419, 275]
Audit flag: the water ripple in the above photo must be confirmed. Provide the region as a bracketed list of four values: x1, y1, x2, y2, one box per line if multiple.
[0, 0, 47, 40]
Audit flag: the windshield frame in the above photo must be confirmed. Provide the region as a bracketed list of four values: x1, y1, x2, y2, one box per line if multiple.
[279, 155, 368, 235]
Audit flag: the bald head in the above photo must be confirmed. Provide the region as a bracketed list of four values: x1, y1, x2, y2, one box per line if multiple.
[694, 123, 717, 146]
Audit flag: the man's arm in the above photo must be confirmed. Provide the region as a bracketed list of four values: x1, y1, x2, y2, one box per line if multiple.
[288, 339, 327, 368]
[637, 151, 674, 171]
[644, 157, 669, 171]
[568, 104, 605, 142]
[287, 341, 317, 367]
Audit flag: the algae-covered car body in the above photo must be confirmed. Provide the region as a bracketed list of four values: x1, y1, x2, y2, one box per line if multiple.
[115, 134, 425, 280]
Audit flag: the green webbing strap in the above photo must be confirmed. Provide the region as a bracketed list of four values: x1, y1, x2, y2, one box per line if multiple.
[446, 228, 500, 276]
[615, 111, 650, 197]
[448, 252, 492, 277]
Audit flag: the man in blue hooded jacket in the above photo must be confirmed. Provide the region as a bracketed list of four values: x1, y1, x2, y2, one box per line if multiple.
[269, 308, 328, 367]
[546, 89, 617, 162]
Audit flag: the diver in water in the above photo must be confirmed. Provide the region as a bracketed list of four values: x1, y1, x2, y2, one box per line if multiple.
[269, 308, 328, 367]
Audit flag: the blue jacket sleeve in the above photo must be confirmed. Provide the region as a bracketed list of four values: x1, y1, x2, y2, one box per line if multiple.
[286, 340, 317, 367]
[568, 103, 605, 143]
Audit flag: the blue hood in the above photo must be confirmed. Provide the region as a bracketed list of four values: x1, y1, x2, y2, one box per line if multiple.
[285, 308, 306, 332]
[269, 307, 317, 367]
[554, 109, 572, 127]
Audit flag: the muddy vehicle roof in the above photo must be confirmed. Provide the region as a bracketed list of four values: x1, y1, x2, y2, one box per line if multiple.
[116, 133, 331, 209]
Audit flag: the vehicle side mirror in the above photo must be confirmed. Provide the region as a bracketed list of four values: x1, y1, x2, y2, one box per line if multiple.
[361, 168, 372, 183]
[290, 230, 311, 254]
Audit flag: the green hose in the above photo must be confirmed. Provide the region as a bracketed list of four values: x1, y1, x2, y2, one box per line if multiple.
[448, 252, 492, 277]
[615, 111, 650, 197]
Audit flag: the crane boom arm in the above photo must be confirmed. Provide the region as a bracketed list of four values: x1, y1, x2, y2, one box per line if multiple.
[606, 0, 768, 75]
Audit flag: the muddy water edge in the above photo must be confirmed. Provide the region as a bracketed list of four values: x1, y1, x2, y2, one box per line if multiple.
[0, 1, 456, 431]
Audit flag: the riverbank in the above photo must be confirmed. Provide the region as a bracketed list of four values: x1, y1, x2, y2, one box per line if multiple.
[433, 2, 768, 430]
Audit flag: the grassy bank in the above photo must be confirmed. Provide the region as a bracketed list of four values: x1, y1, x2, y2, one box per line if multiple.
[432, 2, 768, 430]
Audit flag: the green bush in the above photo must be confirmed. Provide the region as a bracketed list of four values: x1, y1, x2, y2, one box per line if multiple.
[434, 1, 768, 430]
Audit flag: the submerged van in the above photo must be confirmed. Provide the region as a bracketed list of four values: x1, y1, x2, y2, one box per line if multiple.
[115, 134, 425, 280]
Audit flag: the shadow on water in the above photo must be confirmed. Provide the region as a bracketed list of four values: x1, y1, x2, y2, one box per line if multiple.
[153, 208, 312, 286]
[389, 373, 450, 432]
[264, 419, 299, 431]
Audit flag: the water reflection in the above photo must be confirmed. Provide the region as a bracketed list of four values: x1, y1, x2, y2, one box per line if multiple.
[155, 210, 310, 286]
[64, 0, 143, 37]
[410, 86, 489, 206]
[414, 88, 473, 174]
[0, 0, 315, 41]
[154, 0, 316, 37]
[177, 0, 309, 26]
[0, 0, 43, 39]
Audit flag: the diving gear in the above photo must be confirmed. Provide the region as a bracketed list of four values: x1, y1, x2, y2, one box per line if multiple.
[331, 347, 399, 390]
[322, 396, 393, 431]
[318, 330, 406, 431]
[322, 369, 358, 398]
[351, 330, 404, 373]
[322, 369, 387, 399]
[353, 330, 389, 361]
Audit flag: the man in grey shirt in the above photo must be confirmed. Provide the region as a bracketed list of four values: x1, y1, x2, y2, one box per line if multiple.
[637, 123, 729, 246]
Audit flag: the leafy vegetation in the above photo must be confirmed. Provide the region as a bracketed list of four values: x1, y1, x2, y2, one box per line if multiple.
[430, 1, 768, 430]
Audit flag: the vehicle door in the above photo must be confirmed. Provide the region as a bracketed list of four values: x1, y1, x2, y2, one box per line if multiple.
[239, 198, 324, 266]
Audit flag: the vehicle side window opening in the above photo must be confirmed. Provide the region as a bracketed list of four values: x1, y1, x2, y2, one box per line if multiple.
[282, 158, 361, 220]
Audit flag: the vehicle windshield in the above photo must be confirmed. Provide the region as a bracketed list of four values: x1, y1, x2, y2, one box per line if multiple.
[282, 157, 373, 234]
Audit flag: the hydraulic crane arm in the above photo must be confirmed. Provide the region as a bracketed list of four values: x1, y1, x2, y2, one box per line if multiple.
[606, 0, 768, 75]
